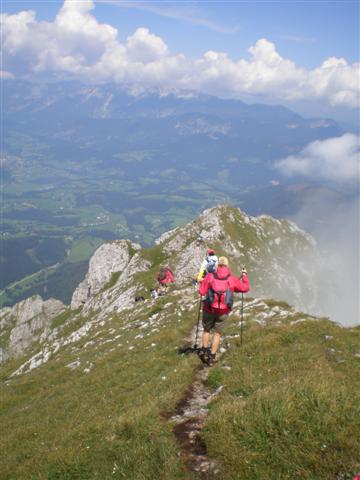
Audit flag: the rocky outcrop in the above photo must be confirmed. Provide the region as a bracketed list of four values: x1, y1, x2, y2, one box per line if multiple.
[156, 206, 223, 256]
[0, 295, 66, 363]
[155, 206, 228, 285]
[71, 241, 152, 317]
[70, 240, 141, 310]
[0, 204, 325, 371]
[154, 205, 319, 313]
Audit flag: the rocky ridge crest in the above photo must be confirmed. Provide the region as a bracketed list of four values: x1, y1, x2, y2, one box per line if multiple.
[0, 205, 323, 369]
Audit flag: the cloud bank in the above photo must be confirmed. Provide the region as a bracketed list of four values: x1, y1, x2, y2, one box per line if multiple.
[275, 134, 360, 182]
[1, 0, 359, 108]
[292, 192, 359, 327]
[274, 133, 359, 325]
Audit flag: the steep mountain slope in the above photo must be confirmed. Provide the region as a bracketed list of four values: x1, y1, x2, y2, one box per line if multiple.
[0, 205, 324, 368]
[1, 206, 358, 479]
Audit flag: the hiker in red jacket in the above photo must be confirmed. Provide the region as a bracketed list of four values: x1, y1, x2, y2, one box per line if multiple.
[156, 265, 174, 295]
[198, 256, 250, 365]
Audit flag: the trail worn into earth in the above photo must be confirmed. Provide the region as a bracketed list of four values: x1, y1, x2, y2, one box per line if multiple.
[169, 323, 222, 478]
[171, 365, 222, 478]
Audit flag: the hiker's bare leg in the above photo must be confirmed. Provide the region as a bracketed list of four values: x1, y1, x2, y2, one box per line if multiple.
[202, 331, 210, 348]
[211, 332, 221, 354]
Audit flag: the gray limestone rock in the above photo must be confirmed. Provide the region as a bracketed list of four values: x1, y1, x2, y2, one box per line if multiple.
[0, 295, 66, 362]
[70, 240, 141, 310]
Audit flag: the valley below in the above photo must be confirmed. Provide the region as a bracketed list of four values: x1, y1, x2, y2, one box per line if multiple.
[2, 80, 357, 310]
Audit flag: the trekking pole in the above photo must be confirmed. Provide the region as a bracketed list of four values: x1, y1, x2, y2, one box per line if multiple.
[194, 297, 202, 349]
[240, 292, 244, 346]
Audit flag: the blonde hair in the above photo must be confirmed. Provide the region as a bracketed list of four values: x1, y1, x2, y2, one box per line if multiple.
[218, 256, 229, 266]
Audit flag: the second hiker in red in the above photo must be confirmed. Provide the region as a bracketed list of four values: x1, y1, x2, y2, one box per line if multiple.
[198, 256, 250, 365]
[156, 265, 175, 296]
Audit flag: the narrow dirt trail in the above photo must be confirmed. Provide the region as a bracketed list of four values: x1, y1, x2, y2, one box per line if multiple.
[169, 324, 221, 478]
[171, 366, 220, 478]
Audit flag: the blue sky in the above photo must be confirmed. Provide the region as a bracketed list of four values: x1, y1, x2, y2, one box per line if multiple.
[1, 1, 359, 121]
[3, 0, 358, 68]
[99, 1, 359, 67]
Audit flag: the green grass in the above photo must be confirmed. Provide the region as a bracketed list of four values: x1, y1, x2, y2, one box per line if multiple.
[0, 296, 200, 479]
[50, 309, 72, 329]
[1, 292, 359, 479]
[66, 237, 104, 263]
[203, 317, 360, 479]
[207, 368, 225, 391]
[0, 317, 16, 350]
[1, 201, 359, 480]
[101, 272, 121, 292]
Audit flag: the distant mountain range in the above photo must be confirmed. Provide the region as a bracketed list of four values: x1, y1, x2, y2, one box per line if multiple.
[1, 79, 353, 308]
[4, 80, 342, 189]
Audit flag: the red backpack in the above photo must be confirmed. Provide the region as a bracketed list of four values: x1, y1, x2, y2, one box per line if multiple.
[206, 273, 234, 311]
[158, 267, 167, 281]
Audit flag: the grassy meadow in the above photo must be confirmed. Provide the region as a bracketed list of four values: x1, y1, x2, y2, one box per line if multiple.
[0, 293, 359, 479]
[205, 315, 360, 479]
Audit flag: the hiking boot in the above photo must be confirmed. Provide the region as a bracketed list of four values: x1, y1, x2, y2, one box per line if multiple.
[199, 347, 210, 357]
[198, 347, 211, 364]
[206, 353, 217, 366]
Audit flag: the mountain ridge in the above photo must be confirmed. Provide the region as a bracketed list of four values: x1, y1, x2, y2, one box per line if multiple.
[2, 79, 326, 121]
[0, 204, 332, 370]
[1, 204, 359, 479]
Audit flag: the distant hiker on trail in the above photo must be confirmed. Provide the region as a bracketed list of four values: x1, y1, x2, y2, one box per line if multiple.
[195, 234, 206, 264]
[195, 248, 218, 284]
[156, 265, 174, 296]
[198, 256, 250, 366]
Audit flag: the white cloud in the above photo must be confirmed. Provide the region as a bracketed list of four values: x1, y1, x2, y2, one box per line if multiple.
[291, 193, 359, 326]
[275, 134, 360, 182]
[0, 70, 14, 79]
[125, 27, 169, 63]
[1, 1, 359, 109]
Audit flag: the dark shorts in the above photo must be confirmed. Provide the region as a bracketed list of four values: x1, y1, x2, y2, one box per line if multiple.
[202, 310, 229, 334]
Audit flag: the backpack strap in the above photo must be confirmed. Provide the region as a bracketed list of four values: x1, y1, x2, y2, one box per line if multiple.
[213, 273, 230, 281]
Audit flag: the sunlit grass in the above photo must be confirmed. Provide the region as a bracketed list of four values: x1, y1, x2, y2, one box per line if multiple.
[0, 298, 198, 479]
[204, 318, 360, 479]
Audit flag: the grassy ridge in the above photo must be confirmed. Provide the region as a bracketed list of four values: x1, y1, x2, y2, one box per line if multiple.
[0, 295, 200, 479]
[1, 291, 359, 479]
[204, 316, 360, 479]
